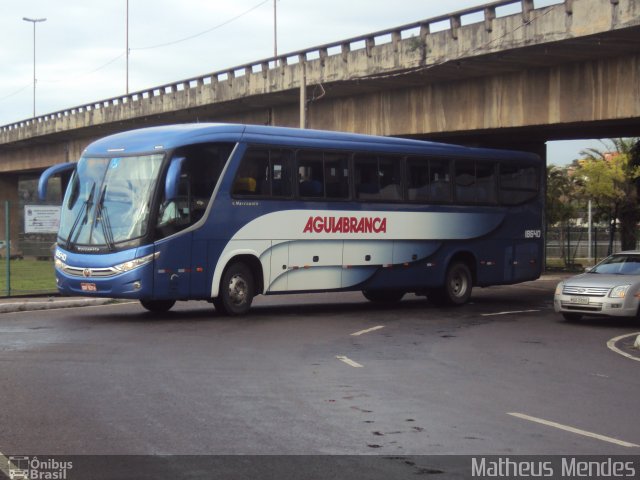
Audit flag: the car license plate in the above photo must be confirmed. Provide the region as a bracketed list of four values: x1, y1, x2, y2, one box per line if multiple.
[81, 282, 97, 292]
[569, 296, 589, 305]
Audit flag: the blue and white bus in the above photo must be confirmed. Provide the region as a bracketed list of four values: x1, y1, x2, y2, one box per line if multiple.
[39, 123, 543, 315]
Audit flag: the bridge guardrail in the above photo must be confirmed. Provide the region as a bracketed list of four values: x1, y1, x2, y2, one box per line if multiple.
[0, 0, 566, 135]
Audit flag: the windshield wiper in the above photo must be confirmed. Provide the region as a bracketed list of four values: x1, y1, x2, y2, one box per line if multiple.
[96, 185, 115, 251]
[65, 182, 96, 250]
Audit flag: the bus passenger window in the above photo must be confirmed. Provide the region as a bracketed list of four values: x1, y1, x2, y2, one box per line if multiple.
[354, 157, 379, 200]
[455, 161, 476, 203]
[297, 151, 324, 198]
[499, 163, 539, 205]
[377, 157, 402, 201]
[429, 159, 451, 202]
[269, 149, 293, 197]
[324, 152, 349, 199]
[407, 158, 429, 201]
[475, 162, 497, 204]
[233, 149, 269, 196]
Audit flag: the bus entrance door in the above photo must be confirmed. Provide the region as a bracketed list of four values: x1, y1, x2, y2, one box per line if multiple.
[154, 234, 193, 299]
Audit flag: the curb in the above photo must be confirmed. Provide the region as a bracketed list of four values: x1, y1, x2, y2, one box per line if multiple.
[0, 298, 117, 314]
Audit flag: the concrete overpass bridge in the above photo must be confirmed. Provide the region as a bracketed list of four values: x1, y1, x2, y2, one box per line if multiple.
[0, 0, 639, 244]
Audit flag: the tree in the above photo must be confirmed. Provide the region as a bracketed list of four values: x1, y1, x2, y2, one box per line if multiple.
[577, 138, 640, 253]
[546, 164, 581, 265]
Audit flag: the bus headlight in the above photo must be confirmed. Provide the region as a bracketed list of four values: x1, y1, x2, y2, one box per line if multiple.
[609, 285, 631, 298]
[113, 252, 159, 273]
[54, 258, 66, 270]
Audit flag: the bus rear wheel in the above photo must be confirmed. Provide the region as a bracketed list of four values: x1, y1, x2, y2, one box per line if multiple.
[362, 290, 405, 304]
[140, 299, 175, 313]
[429, 262, 473, 306]
[214, 262, 255, 316]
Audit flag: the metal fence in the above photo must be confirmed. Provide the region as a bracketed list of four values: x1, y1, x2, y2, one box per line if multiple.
[1, 201, 58, 297]
[546, 226, 637, 266]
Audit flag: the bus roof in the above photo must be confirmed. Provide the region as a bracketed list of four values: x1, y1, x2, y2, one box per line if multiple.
[83, 123, 539, 161]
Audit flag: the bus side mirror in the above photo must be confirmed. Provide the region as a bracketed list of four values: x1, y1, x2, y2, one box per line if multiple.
[38, 162, 77, 200]
[165, 156, 186, 201]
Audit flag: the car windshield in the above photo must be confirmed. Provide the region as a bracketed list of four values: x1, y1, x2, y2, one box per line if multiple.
[589, 254, 640, 275]
[58, 154, 164, 249]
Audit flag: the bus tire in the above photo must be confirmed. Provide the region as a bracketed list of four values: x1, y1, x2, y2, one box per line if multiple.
[430, 262, 473, 306]
[214, 262, 254, 316]
[362, 290, 405, 304]
[140, 299, 175, 313]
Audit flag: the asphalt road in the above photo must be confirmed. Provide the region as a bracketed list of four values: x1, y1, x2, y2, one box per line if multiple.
[0, 276, 638, 478]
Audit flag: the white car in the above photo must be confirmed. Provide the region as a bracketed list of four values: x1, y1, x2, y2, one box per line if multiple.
[554, 251, 640, 321]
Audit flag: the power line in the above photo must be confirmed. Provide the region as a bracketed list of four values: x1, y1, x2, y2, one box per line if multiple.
[132, 0, 270, 51]
[0, 83, 31, 103]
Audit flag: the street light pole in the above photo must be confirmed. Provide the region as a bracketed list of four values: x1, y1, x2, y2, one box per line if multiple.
[23, 17, 46, 118]
[126, 0, 129, 94]
[273, 0, 278, 59]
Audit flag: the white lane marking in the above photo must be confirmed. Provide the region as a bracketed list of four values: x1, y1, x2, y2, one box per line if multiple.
[351, 325, 385, 336]
[508, 412, 639, 448]
[336, 355, 363, 368]
[606, 332, 640, 363]
[481, 309, 540, 317]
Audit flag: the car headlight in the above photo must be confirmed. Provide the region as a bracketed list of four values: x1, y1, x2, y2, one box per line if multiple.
[555, 282, 564, 295]
[609, 285, 631, 298]
[113, 252, 159, 273]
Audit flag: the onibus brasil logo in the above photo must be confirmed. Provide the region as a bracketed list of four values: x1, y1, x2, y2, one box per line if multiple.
[7, 456, 72, 480]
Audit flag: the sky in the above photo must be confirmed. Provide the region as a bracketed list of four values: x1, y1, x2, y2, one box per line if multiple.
[0, 0, 607, 164]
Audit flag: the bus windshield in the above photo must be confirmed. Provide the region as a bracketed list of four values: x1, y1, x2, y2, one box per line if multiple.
[59, 154, 164, 249]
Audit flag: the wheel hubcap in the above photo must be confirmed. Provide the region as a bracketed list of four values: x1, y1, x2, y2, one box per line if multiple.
[228, 274, 248, 305]
[450, 273, 468, 297]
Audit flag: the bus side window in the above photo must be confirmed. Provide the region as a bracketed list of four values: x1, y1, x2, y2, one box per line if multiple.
[499, 163, 539, 205]
[377, 156, 402, 201]
[324, 152, 349, 199]
[270, 149, 293, 197]
[429, 159, 451, 202]
[476, 162, 497, 204]
[455, 160, 476, 203]
[407, 157, 429, 201]
[297, 151, 324, 198]
[354, 156, 379, 200]
[233, 149, 269, 196]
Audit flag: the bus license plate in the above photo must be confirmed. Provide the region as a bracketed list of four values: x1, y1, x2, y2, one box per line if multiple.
[569, 296, 589, 305]
[81, 282, 97, 292]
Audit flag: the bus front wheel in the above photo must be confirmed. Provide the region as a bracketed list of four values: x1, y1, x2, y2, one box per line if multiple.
[214, 262, 255, 316]
[140, 299, 175, 313]
[430, 262, 473, 306]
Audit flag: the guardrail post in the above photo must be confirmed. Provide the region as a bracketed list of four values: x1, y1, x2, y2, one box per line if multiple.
[522, 0, 535, 23]
[450, 15, 461, 39]
[5, 201, 10, 297]
[484, 7, 496, 32]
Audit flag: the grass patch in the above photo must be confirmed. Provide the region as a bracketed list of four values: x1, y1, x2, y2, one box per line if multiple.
[0, 258, 57, 296]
